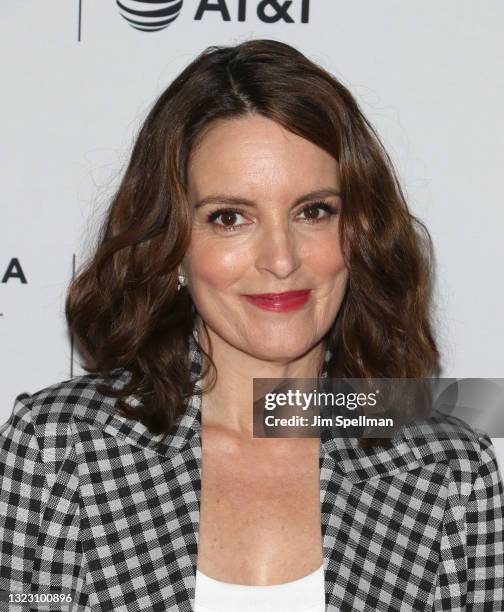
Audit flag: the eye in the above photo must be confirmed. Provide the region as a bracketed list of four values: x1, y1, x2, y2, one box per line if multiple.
[206, 207, 249, 231]
[296, 202, 339, 223]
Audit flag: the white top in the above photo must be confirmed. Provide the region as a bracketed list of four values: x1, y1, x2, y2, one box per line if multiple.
[194, 565, 325, 612]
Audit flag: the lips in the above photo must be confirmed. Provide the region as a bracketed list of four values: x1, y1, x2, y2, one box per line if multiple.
[245, 290, 310, 300]
[242, 289, 311, 312]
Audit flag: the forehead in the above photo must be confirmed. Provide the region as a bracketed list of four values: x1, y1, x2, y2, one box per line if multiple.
[187, 115, 339, 198]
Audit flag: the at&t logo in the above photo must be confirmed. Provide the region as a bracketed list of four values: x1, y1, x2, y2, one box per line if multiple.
[117, 0, 310, 31]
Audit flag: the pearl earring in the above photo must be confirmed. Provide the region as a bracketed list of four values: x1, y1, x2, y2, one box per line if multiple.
[177, 272, 186, 291]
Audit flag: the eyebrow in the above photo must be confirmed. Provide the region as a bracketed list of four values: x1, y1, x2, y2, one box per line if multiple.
[193, 188, 342, 209]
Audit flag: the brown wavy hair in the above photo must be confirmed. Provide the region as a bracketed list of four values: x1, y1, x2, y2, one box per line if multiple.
[66, 39, 440, 449]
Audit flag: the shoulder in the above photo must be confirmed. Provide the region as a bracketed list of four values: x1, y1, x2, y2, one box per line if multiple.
[3, 369, 132, 463]
[329, 409, 501, 494]
[399, 410, 501, 494]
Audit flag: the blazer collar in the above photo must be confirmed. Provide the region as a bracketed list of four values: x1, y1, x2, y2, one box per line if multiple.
[80, 324, 421, 483]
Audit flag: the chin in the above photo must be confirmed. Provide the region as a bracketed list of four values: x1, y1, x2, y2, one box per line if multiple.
[245, 336, 311, 361]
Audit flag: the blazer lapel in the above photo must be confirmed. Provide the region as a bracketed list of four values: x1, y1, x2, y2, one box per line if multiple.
[71, 331, 204, 611]
[318, 411, 467, 612]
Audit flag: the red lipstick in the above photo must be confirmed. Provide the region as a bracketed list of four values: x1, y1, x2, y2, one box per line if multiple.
[242, 290, 311, 312]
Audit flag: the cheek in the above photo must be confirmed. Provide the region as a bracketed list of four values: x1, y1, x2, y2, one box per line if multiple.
[303, 236, 346, 279]
[184, 239, 251, 288]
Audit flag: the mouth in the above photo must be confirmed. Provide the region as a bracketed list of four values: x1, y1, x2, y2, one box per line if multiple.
[244, 290, 311, 299]
[241, 289, 311, 312]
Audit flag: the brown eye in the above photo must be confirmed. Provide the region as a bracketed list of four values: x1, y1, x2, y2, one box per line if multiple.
[206, 207, 248, 232]
[297, 202, 338, 223]
[220, 211, 239, 226]
[304, 207, 321, 220]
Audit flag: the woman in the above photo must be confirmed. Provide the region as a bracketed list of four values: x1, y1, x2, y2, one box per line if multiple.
[1, 39, 503, 612]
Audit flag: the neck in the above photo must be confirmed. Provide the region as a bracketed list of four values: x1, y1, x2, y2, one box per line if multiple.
[195, 317, 326, 437]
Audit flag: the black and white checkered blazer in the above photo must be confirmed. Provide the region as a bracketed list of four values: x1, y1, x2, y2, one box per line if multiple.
[1, 331, 503, 611]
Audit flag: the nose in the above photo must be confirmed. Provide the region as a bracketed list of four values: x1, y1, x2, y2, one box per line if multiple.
[254, 219, 302, 279]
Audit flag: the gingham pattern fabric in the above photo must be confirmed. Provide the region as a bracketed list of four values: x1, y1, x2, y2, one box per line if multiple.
[1, 331, 503, 611]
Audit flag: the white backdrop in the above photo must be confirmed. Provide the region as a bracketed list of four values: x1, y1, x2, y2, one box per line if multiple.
[1, 1, 503, 469]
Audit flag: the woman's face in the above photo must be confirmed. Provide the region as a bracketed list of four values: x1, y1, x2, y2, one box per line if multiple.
[182, 114, 348, 362]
